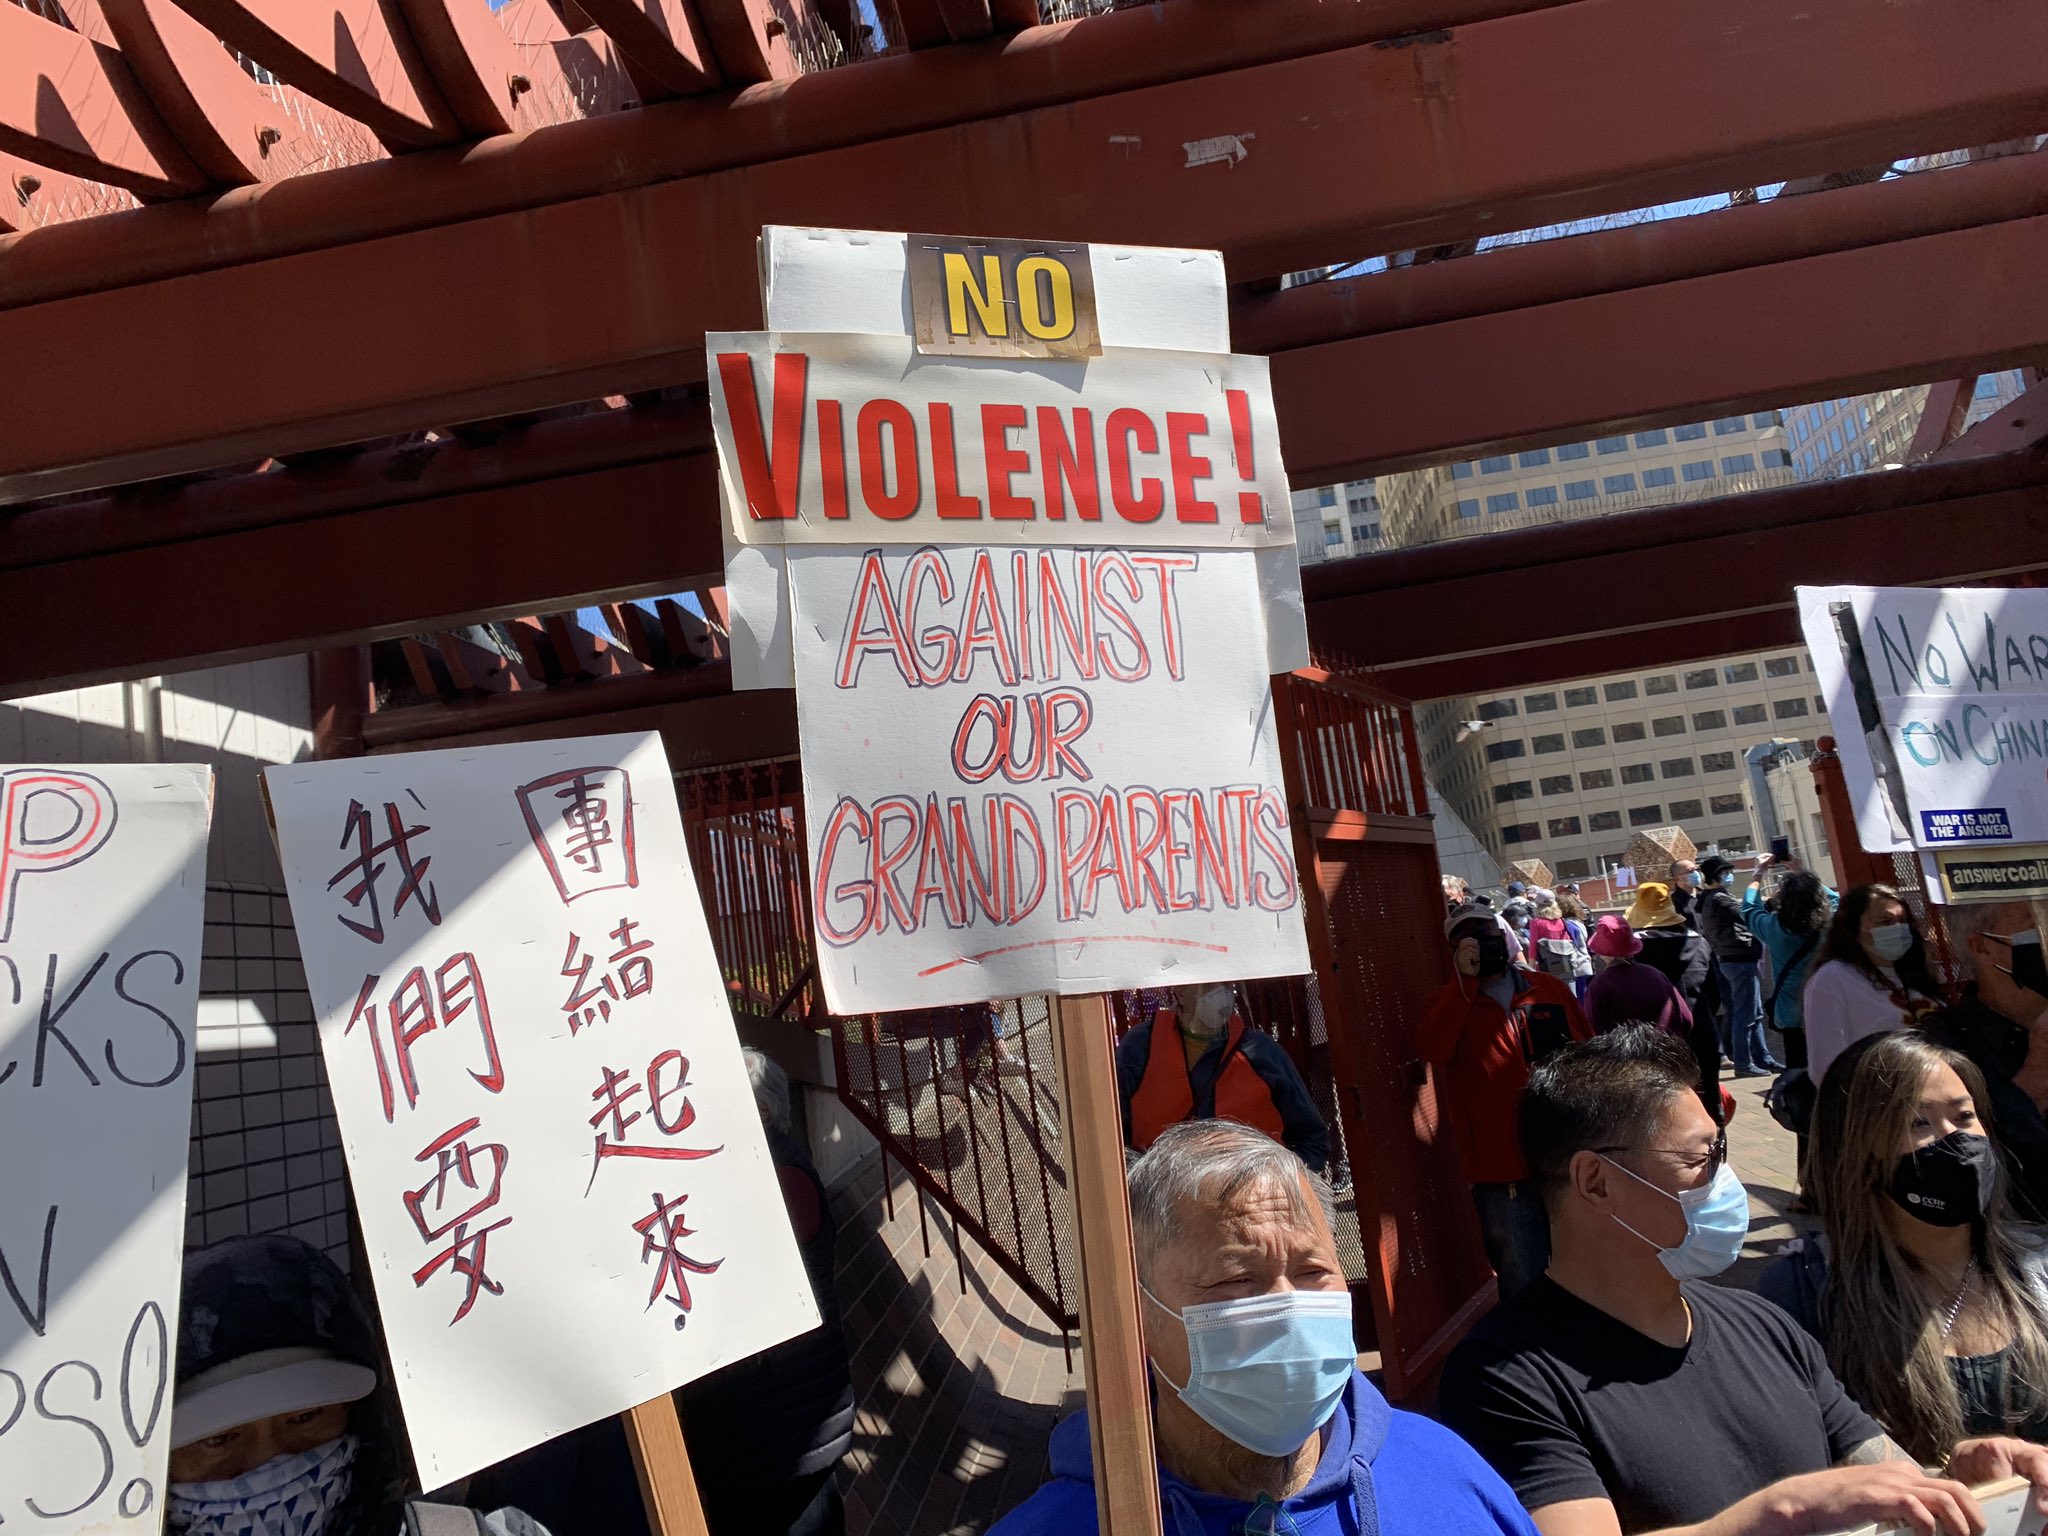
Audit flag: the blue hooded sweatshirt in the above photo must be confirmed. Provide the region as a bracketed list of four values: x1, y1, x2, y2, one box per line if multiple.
[989, 1370, 1537, 1536]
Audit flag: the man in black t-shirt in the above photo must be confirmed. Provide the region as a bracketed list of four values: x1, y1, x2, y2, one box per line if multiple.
[1439, 1027, 2048, 1535]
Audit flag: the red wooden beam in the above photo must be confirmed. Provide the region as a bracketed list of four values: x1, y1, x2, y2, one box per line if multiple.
[8, 0, 2048, 500]
[1931, 375, 2048, 461]
[1301, 449, 2048, 698]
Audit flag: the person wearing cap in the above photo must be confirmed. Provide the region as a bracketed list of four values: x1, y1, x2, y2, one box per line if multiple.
[1584, 913, 1723, 1123]
[1418, 902, 1593, 1299]
[1500, 882, 1535, 949]
[1695, 854, 1781, 1078]
[170, 1233, 548, 1536]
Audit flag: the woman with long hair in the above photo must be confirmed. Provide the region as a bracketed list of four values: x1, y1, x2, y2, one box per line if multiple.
[1803, 883, 1945, 1085]
[1760, 1031, 2048, 1461]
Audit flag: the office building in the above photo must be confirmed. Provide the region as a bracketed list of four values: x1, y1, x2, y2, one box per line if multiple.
[1785, 371, 2032, 479]
[1291, 479, 1386, 563]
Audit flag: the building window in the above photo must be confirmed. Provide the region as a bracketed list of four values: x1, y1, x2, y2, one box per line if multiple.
[1721, 453, 1757, 475]
[1752, 411, 1782, 428]
[1814, 695, 1827, 715]
[1540, 775, 1575, 795]
[1823, 399, 1839, 419]
[1486, 739, 1526, 761]
[1713, 416, 1746, 435]
[1518, 448, 1552, 468]
[1660, 758, 1695, 778]
[1565, 687, 1599, 707]
[1479, 455, 1512, 473]
[1628, 804, 1665, 827]
[1681, 460, 1716, 482]
[1596, 436, 1629, 455]
[1603, 473, 1637, 494]
[1692, 710, 1727, 731]
[1762, 449, 1793, 467]
[1554, 858, 1593, 880]
[1558, 443, 1590, 461]
[1764, 655, 1800, 678]
[1524, 692, 1559, 713]
[1565, 480, 1598, 501]
[1710, 794, 1747, 815]
[1604, 680, 1639, 702]
[1501, 822, 1541, 845]
[1493, 781, 1534, 804]
[1487, 492, 1520, 513]
[1685, 668, 1718, 690]
[1572, 727, 1608, 749]
[1773, 697, 1811, 720]
[1732, 704, 1768, 726]
[1724, 662, 1760, 683]
[1451, 462, 1473, 480]
[1613, 721, 1647, 743]
[1476, 699, 1519, 720]
[1324, 527, 1343, 546]
[1532, 733, 1566, 754]
[1652, 715, 1687, 737]
[1527, 485, 1559, 507]
[1673, 422, 1706, 442]
[1547, 817, 1583, 838]
[1589, 810, 1624, 832]
[1634, 429, 1669, 448]
[1621, 763, 1656, 785]
[1642, 466, 1677, 488]
[1580, 769, 1616, 790]
[1668, 798, 1703, 820]
[1701, 751, 1737, 772]
[1645, 674, 1678, 696]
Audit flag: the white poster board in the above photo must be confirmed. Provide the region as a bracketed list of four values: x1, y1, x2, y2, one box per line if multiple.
[788, 543, 1310, 1012]
[0, 764, 213, 1530]
[263, 734, 817, 1486]
[1800, 585, 2048, 856]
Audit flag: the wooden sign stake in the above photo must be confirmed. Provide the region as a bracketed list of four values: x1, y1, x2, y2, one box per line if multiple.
[1050, 993, 1166, 1536]
[621, 1395, 712, 1536]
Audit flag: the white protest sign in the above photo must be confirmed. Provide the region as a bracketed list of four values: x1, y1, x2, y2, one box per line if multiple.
[1800, 585, 2048, 855]
[263, 734, 817, 1486]
[788, 543, 1310, 1012]
[0, 764, 213, 1530]
[709, 331, 1293, 550]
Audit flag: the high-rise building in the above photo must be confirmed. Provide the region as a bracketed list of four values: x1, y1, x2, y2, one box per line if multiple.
[1785, 372, 2031, 479]
[1290, 479, 1386, 564]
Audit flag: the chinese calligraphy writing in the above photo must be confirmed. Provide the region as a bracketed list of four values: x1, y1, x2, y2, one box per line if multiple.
[632, 1191, 722, 1330]
[405, 1117, 512, 1325]
[517, 768, 638, 905]
[345, 953, 505, 1123]
[586, 1050, 721, 1190]
[327, 795, 442, 944]
[559, 918, 655, 1032]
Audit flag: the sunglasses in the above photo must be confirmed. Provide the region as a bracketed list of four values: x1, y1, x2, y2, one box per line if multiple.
[1595, 1126, 1727, 1181]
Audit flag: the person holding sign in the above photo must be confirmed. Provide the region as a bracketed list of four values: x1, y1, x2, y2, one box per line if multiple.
[1440, 1028, 2048, 1536]
[990, 1121, 1538, 1536]
[1420, 903, 1593, 1300]
[1117, 984, 1329, 1174]
[1760, 1031, 2048, 1463]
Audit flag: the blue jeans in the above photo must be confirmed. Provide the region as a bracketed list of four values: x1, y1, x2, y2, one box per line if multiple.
[1471, 1180, 1550, 1300]
[1719, 957, 1775, 1074]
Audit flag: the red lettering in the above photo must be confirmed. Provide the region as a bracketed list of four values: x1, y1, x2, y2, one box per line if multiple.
[1037, 552, 1098, 683]
[903, 549, 959, 686]
[1003, 796, 1048, 922]
[857, 399, 921, 520]
[1039, 407, 1099, 521]
[954, 552, 1019, 685]
[815, 798, 874, 945]
[1226, 388, 1263, 523]
[1129, 554, 1195, 682]
[1043, 689, 1094, 781]
[1054, 790, 1099, 922]
[1252, 789, 1299, 912]
[1158, 791, 1198, 912]
[951, 696, 1007, 785]
[930, 402, 981, 520]
[716, 351, 807, 521]
[869, 796, 923, 933]
[1091, 552, 1152, 683]
[836, 553, 919, 689]
[1189, 791, 1238, 909]
[1124, 789, 1172, 913]
[1106, 409, 1164, 522]
[1166, 412, 1217, 523]
[817, 398, 849, 519]
[983, 405, 1033, 520]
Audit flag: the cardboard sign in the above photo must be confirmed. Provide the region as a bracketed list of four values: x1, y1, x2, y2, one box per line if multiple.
[264, 735, 817, 1486]
[708, 331, 1292, 549]
[906, 233, 1101, 360]
[1801, 585, 2048, 855]
[788, 544, 1310, 1012]
[1840, 1475, 2043, 1536]
[0, 765, 213, 1531]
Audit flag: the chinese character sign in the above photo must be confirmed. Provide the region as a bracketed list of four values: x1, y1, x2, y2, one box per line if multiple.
[788, 544, 1310, 1012]
[0, 764, 213, 1531]
[265, 735, 818, 1487]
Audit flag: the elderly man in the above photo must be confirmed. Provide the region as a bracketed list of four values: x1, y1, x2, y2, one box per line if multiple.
[992, 1120, 1537, 1534]
[1922, 901, 2048, 1222]
[1440, 1027, 2048, 1535]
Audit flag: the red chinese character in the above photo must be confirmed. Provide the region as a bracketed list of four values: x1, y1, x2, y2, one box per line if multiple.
[327, 796, 441, 944]
[609, 917, 654, 999]
[561, 921, 656, 1032]
[632, 1191, 722, 1329]
[405, 1118, 512, 1324]
[586, 1051, 720, 1191]
[346, 953, 506, 1123]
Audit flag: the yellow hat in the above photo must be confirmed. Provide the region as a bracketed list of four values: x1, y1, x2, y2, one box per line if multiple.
[1625, 882, 1683, 930]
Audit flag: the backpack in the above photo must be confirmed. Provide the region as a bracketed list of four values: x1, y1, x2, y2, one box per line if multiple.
[1530, 916, 1590, 982]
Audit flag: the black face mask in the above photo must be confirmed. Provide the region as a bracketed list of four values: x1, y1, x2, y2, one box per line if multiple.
[2010, 935, 2048, 1000]
[1889, 1131, 1999, 1227]
[1472, 929, 1511, 978]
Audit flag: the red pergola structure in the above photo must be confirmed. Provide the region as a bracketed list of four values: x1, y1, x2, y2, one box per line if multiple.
[7, 0, 2048, 1504]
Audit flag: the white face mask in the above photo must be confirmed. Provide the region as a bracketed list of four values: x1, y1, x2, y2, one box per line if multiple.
[167, 1433, 357, 1536]
[1178, 986, 1236, 1037]
[1604, 1158, 1750, 1280]
[1867, 922, 1915, 965]
[1142, 1286, 1356, 1457]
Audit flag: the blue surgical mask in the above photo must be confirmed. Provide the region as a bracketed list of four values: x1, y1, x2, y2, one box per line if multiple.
[1603, 1159, 1750, 1280]
[168, 1433, 357, 1536]
[1687, 871, 1703, 888]
[1867, 922, 1915, 965]
[1142, 1286, 1355, 1457]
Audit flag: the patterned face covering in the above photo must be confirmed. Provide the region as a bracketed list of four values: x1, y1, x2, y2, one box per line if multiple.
[167, 1433, 358, 1536]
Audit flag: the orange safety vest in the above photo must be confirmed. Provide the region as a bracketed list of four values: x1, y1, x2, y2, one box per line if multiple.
[1128, 1013, 1287, 1150]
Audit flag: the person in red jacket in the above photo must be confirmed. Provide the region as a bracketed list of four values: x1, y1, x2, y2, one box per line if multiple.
[1420, 902, 1593, 1299]
[1117, 983, 1330, 1175]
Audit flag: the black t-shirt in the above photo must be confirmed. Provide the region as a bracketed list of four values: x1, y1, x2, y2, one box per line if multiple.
[1439, 1276, 1882, 1533]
